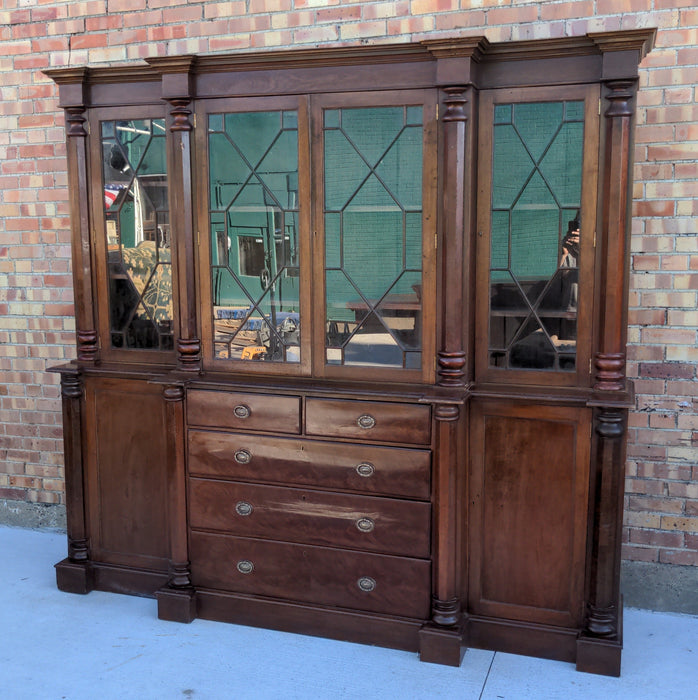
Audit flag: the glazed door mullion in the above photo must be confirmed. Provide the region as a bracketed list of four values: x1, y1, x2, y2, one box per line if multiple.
[310, 90, 438, 384]
[197, 95, 311, 375]
[475, 84, 599, 387]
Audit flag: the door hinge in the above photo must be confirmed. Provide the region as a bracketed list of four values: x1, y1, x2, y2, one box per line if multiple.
[593, 230, 597, 248]
[192, 113, 196, 129]
[598, 98, 601, 115]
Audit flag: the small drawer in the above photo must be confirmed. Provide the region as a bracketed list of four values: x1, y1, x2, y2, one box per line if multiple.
[187, 389, 300, 434]
[190, 531, 431, 619]
[305, 398, 431, 445]
[188, 430, 431, 500]
[189, 479, 431, 558]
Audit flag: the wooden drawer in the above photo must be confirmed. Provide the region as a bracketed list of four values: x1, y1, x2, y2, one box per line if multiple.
[305, 398, 431, 445]
[190, 531, 431, 619]
[187, 389, 300, 434]
[188, 430, 431, 500]
[189, 478, 431, 558]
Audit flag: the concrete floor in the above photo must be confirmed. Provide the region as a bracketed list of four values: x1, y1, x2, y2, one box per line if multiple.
[2, 525, 696, 700]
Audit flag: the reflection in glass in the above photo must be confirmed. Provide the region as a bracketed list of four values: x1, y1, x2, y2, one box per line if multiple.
[209, 111, 300, 363]
[101, 118, 172, 350]
[324, 106, 423, 369]
[488, 101, 584, 371]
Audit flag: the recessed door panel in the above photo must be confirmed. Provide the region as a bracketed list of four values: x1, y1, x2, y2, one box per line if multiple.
[469, 401, 590, 627]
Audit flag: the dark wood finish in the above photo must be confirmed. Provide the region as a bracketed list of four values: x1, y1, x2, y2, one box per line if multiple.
[48, 30, 654, 675]
[189, 478, 431, 557]
[49, 73, 99, 365]
[156, 383, 196, 622]
[149, 57, 201, 372]
[196, 589, 423, 652]
[305, 397, 431, 445]
[187, 389, 301, 434]
[83, 377, 170, 572]
[190, 531, 431, 619]
[188, 429, 431, 499]
[469, 401, 590, 627]
[54, 369, 91, 593]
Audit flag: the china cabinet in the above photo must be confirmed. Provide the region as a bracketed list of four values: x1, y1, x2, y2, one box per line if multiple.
[47, 29, 654, 676]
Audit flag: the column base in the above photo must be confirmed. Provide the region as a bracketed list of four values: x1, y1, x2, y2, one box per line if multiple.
[55, 557, 93, 594]
[156, 586, 196, 623]
[576, 635, 622, 677]
[419, 623, 465, 666]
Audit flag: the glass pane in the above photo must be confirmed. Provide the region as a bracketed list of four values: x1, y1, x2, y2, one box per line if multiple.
[488, 100, 584, 371]
[101, 118, 172, 351]
[209, 110, 300, 364]
[324, 106, 423, 370]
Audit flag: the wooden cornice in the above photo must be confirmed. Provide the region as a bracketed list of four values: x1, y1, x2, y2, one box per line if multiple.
[44, 29, 658, 95]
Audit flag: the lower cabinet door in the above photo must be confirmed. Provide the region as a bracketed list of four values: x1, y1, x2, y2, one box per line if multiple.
[190, 531, 431, 619]
[468, 400, 591, 628]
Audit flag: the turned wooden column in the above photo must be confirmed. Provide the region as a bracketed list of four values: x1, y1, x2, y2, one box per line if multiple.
[54, 368, 93, 593]
[419, 400, 466, 666]
[47, 69, 99, 363]
[593, 78, 637, 392]
[437, 87, 469, 386]
[156, 383, 196, 622]
[147, 56, 201, 371]
[578, 79, 637, 676]
[578, 30, 655, 675]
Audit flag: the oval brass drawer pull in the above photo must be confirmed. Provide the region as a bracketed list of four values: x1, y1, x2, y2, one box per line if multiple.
[357, 414, 376, 429]
[357, 576, 376, 592]
[237, 560, 254, 574]
[235, 501, 253, 516]
[355, 462, 375, 478]
[234, 449, 251, 464]
[233, 404, 251, 419]
[356, 517, 375, 533]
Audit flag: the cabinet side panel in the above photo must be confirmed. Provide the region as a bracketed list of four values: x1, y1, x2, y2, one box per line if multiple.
[85, 377, 170, 570]
[469, 402, 590, 627]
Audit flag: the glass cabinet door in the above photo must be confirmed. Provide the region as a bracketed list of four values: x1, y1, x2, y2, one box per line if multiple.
[316, 95, 436, 382]
[477, 87, 598, 384]
[99, 116, 173, 352]
[206, 108, 302, 365]
[323, 105, 424, 370]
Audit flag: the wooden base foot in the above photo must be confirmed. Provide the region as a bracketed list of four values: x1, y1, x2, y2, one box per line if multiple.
[419, 624, 465, 666]
[156, 587, 196, 623]
[576, 635, 622, 676]
[55, 558, 93, 594]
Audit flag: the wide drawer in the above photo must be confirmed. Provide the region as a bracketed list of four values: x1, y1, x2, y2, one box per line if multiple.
[189, 479, 431, 558]
[305, 398, 431, 445]
[188, 430, 431, 500]
[189, 531, 431, 619]
[187, 389, 300, 434]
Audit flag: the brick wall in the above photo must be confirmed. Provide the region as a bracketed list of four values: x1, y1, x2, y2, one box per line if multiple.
[1, 2, 696, 573]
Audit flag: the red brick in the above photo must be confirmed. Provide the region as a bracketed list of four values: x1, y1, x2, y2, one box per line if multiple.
[634, 199, 675, 217]
[488, 6, 538, 25]
[541, 1, 593, 21]
[316, 5, 362, 23]
[639, 363, 695, 380]
[85, 15, 123, 31]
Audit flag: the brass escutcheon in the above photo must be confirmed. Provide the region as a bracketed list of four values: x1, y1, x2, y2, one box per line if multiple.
[235, 501, 253, 516]
[355, 462, 375, 478]
[357, 576, 376, 592]
[233, 404, 251, 419]
[357, 414, 376, 429]
[237, 560, 254, 574]
[356, 517, 375, 533]
[234, 449, 251, 464]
